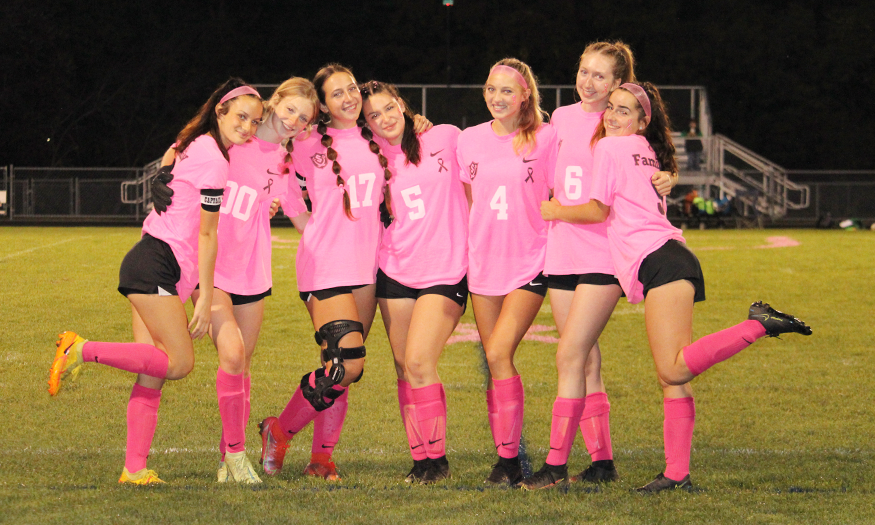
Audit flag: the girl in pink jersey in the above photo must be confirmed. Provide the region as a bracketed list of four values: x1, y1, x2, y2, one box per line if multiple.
[360, 81, 468, 484]
[545, 82, 811, 493]
[47, 79, 263, 485]
[185, 77, 317, 484]
[456, 58, 557, 486]
[521, 42, 676, 490]
[258, 64, 430, 481]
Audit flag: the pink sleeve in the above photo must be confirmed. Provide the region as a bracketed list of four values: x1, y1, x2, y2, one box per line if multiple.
[197, 158, 229, 190]
[544, 125, 559, 191]
[589, 142, 616, 207]
[278, 174, 307, 217]
[456, 135, 471, 184]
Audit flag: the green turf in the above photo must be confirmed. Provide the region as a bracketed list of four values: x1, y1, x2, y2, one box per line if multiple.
[1, 227, 872, 524]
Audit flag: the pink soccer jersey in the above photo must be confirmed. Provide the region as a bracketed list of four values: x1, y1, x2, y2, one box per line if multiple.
[213, 137, 305, 296]
[291, 126, 385, 292]
[545, 104, 615, 276]
[456, 122, 557, 295]
[142, 134, 229, 301]
[589, 134, 686, 304]
[377, 125, 468, 289]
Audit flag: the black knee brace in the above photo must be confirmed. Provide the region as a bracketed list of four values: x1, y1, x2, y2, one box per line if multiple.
[301, 320, 367, 410]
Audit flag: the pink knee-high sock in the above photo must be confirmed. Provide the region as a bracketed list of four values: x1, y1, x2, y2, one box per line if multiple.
[311, 388, 348, 458]
[413, 383, 447, 459]
[493, 375, 525, 459]
[683, 320, 767, 376]
[220, 374, 250, 460]
[398, 379, 426, 461]
[580, 392, 614, 462]
[277, 371, 344, 440]
[216, 369, 245, 453]
[125, 383, 161, 473]
[486, 389, 500, 449]
[83, 341, 168, 378]
[663, 397, 695, 480]
[546, 397, 585, 466]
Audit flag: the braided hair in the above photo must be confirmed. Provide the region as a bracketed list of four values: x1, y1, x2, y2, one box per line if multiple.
[313, 64, 391, 220]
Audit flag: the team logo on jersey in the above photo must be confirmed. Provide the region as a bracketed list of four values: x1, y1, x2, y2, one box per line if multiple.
[311, 152, 328, 168]
[468, 162, 478, 180]
[525, 167, 534, 183]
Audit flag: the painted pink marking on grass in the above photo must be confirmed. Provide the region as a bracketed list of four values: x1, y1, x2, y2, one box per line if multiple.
[754, 236, 800, 249]
[446, 322, 558, 345]
[271, 235, 295, 243]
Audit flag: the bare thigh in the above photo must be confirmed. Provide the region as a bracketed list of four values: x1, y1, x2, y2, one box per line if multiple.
[378, 297, 415, 380]
[404, 294, 463, 388]
[472, 289, 544, 384]
[128, 294, 194, 382]
[233, 299, 265, 374]
[644, 280, 695, 397]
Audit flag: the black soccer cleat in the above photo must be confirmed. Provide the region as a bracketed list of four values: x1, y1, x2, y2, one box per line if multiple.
[420, 456, 450, 485]
[570, 460, 619, 483]
[748, 301, 812, 337]
[636, 472, 693, 494]
[485, 455, 523, 486]
[405, 459, 430, 483]
[518, 462, 567, 490]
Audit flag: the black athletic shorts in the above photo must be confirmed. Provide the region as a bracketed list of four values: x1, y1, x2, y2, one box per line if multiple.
[517, 272, 548, 297]
[375, 269, 468, 310]
[118, 233, 180, 297]
[195, 284, 272, 306]
[299, 284, 367, 303]
[638, 239, 706, 302]
[547, 273, 623, 291]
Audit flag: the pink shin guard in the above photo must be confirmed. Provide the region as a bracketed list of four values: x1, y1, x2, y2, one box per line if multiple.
[398, 379, 426, 460]
[82, 341, 169, 378]
[663, 397, 696, 480]
[486, 389, 500, 449]
[312, 388, 348, 457]
[413, 383, 447, 459]
[682, 320, 767, 376]
[125, 383, 161, 473]
[493, 375, 525, 459]
[546, 397, 585, 466]
[580, 392, 614, 462]
[219, 375, 250, 457]
[216, 369, 245, 453]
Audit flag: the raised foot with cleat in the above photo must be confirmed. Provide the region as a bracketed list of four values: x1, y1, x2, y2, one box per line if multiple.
[48, 331, 87, 396]
[258, 417, 290, 476]
[518, 463, 567, 490]
[748, 301, 812, 337]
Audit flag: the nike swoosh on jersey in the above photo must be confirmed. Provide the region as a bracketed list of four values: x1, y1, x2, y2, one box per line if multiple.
[522, 157, 537, 163]
[430, 149, 445, 157]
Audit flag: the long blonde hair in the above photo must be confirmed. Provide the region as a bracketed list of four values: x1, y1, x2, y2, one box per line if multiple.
[263, 77, 319, 175]
[489, 58, 548, 156]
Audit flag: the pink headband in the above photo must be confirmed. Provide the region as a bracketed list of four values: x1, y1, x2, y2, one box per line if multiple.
[619, 83, 651, 120]
[489, 65, 529, 90]
[219, 86, 261, 105]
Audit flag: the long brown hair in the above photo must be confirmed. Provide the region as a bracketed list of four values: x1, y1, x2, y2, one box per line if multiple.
[487, 58, 548, 156]
[175, 77, 259, 161]
[312, 64, 390, 220]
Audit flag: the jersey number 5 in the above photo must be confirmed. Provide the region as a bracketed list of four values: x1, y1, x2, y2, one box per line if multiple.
[348, 172, 377, 209]
[400, 185, 425, 220]
[490, 185, 508, 220]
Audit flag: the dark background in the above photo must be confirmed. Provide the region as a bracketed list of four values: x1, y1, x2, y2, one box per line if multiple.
[2, 0, 872, 170]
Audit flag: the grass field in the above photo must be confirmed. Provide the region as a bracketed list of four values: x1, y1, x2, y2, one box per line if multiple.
[1, 226, 873, 524]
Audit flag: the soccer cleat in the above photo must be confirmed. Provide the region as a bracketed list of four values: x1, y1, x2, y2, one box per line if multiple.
[636, 472, 693, 494]
[258, 417, 290, 476]
[485, 456, 523, 486]
[420, 456, 450, 485]
[217, 461, 228, 483]
[303, 460, 341, 481]
[748, 301, 812, 337]
[224, 450, 263, 484]
[119, 467, 165, 485]
[405, 459, 431, 483]
[570, 460, 620, 483]
[518, 462, 567, 490]
[48, 331, 87, 396]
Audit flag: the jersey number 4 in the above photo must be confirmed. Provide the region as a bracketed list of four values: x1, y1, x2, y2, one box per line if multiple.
[490, 186, 508, 220]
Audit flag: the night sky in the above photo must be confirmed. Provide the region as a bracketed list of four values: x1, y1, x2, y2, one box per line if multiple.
[2, 0, 873, 170]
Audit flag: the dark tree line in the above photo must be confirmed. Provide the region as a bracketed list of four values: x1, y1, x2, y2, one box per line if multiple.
[2, 0, 872, 169]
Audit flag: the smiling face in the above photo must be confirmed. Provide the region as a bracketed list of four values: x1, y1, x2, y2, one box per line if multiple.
[576, 52, 621, 111]
[483, 71, 528, 125]
[215, 96, 263, 146]
[320, 72, 362, 127]
[267, 95, 315, 140]
[603, 89, 646, 137]
[363, 92, 406, 145]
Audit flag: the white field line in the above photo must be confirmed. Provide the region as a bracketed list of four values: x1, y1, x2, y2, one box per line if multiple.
[0, 236, 93, 262]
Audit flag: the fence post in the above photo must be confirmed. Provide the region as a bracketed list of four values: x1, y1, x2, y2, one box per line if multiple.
[9, 165, 14, 221]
